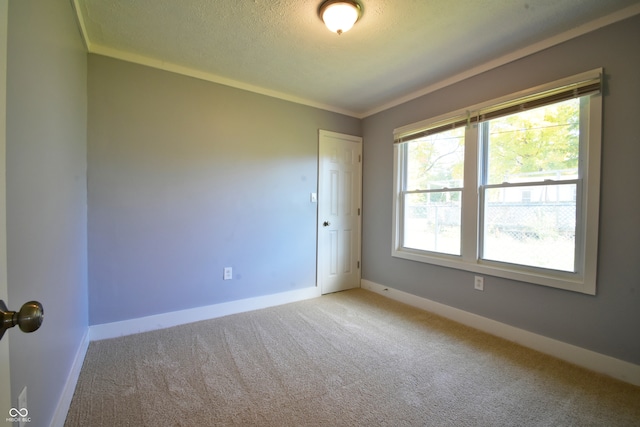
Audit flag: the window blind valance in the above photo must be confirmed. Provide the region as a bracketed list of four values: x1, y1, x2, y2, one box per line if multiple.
[393, 69, 602, 144]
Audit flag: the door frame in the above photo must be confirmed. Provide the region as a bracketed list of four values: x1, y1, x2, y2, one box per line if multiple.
[316, 129, 363, 294]
[0, 0, 12, 413]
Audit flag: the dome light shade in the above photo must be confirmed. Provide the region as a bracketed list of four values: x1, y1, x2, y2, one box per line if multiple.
[319, 0, 362, 35]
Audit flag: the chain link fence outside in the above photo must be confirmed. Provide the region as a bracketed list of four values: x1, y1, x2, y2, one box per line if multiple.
[405, 201, 576, 271]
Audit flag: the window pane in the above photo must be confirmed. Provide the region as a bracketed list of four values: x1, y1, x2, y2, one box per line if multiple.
[485, 98, 579, 185]
[404, 192, 461, 255]
[406, 127, 465, 190]
[482, 184, 577, 272]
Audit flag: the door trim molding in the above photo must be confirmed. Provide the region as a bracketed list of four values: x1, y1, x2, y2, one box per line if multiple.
[318, 129, 363, 143]
[0, 0, 10, 414]
[317, 129, 363, 294]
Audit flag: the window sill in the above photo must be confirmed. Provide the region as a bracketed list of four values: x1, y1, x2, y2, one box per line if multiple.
[392, 247, 596, 295]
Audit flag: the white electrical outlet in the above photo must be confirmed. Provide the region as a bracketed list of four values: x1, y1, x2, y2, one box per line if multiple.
[223, 267, 233, 280]
[474, 276, 484, 291]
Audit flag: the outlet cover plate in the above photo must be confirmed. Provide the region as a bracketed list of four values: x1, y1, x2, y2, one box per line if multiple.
[474, 276, 484, 291]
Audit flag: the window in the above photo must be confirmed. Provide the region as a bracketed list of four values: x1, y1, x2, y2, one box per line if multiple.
[403, 126, 465, 255]
[392, 70, 602, 294]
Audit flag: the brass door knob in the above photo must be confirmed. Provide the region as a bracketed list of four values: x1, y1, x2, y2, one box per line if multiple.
[0, 300, 44, 340]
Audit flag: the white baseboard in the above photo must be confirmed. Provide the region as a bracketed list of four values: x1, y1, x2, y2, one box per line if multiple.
[89, 286, 321, 341]
[49, 329, 90, 427]
[52, 281, 638, 426]
[361, 279, 640, 387]
[51, 286, 321, 426]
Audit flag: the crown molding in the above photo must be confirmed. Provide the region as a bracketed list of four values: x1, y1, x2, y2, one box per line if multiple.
[361, 3, 640, 118]
[89, 42, 360, 118]
[72, 1, 640, 120]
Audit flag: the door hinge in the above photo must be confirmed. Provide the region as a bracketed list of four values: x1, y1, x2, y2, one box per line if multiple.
[358, 154, 361, 163]
[357, 261, 360, 269]
[358, 208, 361, 216]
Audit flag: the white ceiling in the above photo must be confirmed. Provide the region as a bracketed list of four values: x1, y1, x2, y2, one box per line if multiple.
[73, 0, 640, 118]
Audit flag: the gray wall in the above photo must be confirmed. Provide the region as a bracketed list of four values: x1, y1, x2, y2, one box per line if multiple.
[6, 0, 88, 423]
[362, 14, 640, 365]
[87, 55, 361, 325]
[3, 2, 637, 424]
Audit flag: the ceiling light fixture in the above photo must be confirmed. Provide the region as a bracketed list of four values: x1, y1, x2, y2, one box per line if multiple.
[319, 0, 362, 35]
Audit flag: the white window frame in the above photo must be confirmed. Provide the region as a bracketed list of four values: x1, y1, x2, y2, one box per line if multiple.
[392, 69, 602, 295]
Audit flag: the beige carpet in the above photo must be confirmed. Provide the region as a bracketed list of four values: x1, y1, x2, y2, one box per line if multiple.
[65, 289, 640, 426]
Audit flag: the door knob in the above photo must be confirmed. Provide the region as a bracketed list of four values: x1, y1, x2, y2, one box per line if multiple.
[323, 221, 331, 227]
[0, 300, 44, 340]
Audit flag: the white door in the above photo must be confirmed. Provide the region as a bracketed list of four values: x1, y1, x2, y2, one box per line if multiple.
[0, 0, 12, 412]
[317, 130, 362, 294]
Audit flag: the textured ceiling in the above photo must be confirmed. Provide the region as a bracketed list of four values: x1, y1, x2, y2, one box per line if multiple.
[74, 0, 640, 117]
